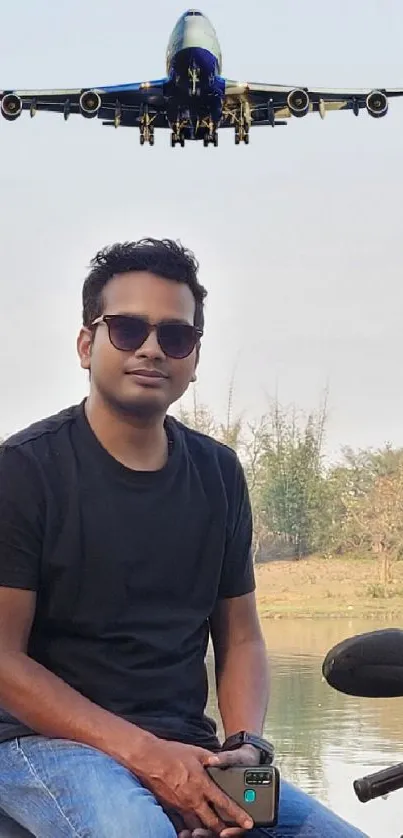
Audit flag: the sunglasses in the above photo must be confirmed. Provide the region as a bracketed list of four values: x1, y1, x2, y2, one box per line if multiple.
[91, 314, 203, 359]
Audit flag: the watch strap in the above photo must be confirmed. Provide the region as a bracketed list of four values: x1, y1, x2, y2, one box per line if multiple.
[221, 731, 275, 764]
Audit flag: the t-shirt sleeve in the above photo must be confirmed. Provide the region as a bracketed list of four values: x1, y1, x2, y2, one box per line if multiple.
[0, 444, 43, 590]
[217, 452, 256, 599]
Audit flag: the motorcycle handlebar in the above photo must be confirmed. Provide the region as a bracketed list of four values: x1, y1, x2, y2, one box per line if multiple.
[353, 762, 403, 803]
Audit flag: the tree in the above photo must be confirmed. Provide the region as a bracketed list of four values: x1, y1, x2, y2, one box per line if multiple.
[243, 416, 271, 562]
[179, 391, 403, 574]
[178, 386, 243, 452]
[216, 380, 243, 453]
[253, 400, 328, 558]
[326, 447, 403, 565]
[348, 467, 403, 587]
[178, 387, 218, 437]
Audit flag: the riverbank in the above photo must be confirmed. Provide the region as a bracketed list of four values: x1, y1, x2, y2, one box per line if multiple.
[255, 556, 403, 618]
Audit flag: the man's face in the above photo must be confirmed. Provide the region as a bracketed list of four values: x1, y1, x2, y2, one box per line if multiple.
[77, 271, 199, 419]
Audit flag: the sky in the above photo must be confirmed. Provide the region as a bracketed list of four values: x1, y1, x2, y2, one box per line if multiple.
[1, 0, 403, 459]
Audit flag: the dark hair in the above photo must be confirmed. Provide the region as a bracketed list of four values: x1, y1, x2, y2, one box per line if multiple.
[82, 238, 207, 331]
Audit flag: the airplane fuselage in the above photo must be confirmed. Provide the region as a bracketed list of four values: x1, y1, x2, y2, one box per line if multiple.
[166, 10, 222, 89]
[164, 10, 225, 139]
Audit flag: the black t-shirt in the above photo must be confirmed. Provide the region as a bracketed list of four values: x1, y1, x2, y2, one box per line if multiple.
[0, 401, 255, 748]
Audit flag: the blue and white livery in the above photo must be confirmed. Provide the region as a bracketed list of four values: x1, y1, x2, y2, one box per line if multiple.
[1, 9, 403, 147]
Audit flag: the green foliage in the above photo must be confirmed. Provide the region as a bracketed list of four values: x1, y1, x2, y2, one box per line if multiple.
[251, 402, 328, 558]
[178, 389, 403, 583]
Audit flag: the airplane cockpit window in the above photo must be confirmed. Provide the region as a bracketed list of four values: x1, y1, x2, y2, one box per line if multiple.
[186, 10, 203, 15]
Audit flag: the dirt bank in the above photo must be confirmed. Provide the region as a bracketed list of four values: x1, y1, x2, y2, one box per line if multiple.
[255, 556, 403, 618]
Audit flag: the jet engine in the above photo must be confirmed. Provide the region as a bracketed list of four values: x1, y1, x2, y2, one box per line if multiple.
[366, 90, 388, 118]
[1, 93, 22, 121]
[287, 88, 310, 117]
[79, 90, 102, 118]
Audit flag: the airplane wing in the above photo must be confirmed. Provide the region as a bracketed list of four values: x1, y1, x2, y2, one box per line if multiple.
[0, 80, 168, 127]
[222, 80, 403, 126]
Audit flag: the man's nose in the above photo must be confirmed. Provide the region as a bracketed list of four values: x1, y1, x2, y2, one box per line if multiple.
[136, 328, 165, 359]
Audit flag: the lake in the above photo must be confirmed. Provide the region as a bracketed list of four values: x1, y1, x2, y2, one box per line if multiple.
[206, 617, 403, 838]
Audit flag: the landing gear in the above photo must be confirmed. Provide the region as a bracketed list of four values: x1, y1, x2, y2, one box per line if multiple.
[114, 100, 122, 129]
[188, 62, 201, 97]
[227, 101, 251, 145]
[140, 126, 154, 146]
[139, 105, 156, 146]
[202, 126, 218, 147]
[171, 131, 185, 147]
[169, 113, 189, 146]
[234, 124, 249, 145]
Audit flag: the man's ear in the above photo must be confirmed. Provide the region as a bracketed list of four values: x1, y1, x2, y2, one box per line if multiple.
[191, 342, 201, 383]
[77, 327, 93, 371]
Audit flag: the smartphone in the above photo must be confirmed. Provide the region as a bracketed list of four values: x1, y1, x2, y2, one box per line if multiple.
[206, 764, 280, 827]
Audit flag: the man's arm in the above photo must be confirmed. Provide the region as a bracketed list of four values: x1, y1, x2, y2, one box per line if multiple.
[211, 449, 269, 740]
[0, 586, 155, 764]
[209, 591, 270, 739]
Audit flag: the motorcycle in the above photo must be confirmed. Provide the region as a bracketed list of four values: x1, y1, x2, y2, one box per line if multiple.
[322, 628, 403, 829]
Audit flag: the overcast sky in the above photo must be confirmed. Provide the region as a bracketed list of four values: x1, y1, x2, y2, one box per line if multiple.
[1, 0, 403, 459]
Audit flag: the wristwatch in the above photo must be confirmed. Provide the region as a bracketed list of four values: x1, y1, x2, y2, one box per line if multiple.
[221, 731, 275, 765]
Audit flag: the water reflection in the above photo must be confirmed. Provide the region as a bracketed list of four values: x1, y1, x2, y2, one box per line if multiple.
[206, 618, 403, 838]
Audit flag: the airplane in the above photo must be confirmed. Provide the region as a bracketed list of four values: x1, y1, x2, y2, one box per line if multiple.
[1, 9, 403, 147]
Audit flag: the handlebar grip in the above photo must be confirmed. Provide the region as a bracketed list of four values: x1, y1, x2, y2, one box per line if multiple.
[353, 763, 403, 803]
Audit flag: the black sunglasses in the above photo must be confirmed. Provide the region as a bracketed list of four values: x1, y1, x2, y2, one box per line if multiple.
[91, 314, 203, 359]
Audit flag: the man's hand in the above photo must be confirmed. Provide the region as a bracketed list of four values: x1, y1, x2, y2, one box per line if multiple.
[132, 739, 254, 836]
[176, 744, 261, 838]
[212, 744, 261, 770]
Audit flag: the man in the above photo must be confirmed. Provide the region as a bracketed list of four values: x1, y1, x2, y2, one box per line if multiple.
[0, 238, 367, 838]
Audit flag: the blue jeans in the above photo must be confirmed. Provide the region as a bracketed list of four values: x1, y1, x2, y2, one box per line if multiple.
[0, 737, 368, 837]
